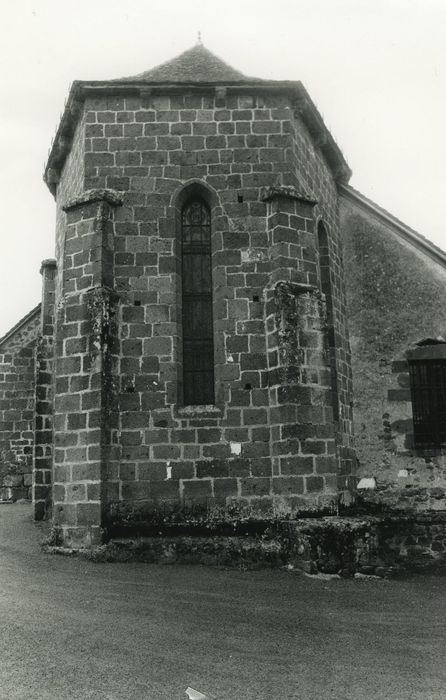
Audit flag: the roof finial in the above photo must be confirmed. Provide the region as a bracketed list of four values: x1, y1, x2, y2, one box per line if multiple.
[197, 30, 203, 45]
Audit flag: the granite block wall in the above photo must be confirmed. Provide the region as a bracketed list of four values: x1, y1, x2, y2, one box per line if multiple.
[48, 87, 355, 543]
[0, 309, 40, 500]
[341, 199, 446, 510]
[33, 259, 57, 520]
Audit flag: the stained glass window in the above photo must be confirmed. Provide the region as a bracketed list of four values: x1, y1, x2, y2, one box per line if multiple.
[181, 200, 214, 405]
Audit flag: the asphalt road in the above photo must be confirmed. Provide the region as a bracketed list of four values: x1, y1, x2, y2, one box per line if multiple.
[0, 503, 445, 700]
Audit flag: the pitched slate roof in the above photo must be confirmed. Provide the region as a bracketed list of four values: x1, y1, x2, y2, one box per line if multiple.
[117, 42, 255, 83]
[44, 43, 352, 193]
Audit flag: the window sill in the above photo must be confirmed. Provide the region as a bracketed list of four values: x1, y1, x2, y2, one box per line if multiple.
[176, 405, 222, 419]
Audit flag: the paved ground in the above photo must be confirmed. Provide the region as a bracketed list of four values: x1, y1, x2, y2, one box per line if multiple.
[0, 503, 445, 700]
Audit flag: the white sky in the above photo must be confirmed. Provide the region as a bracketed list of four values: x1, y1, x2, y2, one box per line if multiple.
[0, 0, 445, 336]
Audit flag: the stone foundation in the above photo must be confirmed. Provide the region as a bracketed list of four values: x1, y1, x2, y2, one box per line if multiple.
[65, 511, 446, 576]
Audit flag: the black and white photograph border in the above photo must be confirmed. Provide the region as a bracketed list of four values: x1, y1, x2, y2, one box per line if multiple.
[0, 1, 445, 698]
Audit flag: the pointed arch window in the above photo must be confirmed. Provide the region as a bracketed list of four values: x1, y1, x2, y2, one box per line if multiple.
[317, 220, 339, 422]
[317, 221, 332, 322]
[181, 199, 215, 405]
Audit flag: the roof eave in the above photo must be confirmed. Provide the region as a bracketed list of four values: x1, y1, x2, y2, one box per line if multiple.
[44, 80, 84, 197]
[294, 83, 351, 184]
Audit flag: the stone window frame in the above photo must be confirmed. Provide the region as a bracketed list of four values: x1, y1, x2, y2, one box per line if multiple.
[315, 218, 340, 423]
[407, 342, 446, 454]
[172, 180, 222, 412]
[181, 197, 214, 406]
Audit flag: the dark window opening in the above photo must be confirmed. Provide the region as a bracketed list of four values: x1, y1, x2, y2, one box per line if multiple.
[237, 194, 244, 203]
[409, 359, 446, 449]
[181, 198, 215, 405]
[317, 221, 332, 322]
[317, 220, 339, 422]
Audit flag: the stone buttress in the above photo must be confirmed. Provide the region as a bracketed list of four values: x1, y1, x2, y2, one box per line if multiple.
[51, 190, 122, 546]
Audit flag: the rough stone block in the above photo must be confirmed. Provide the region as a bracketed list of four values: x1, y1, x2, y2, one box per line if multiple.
[305, 476, 324, 493]
[182, 479, 212, 501]
[76, 502, 101, 526]
[280, 456, 314, 475]
[196, 460, 229, 478]
[241, 477, 270, 497]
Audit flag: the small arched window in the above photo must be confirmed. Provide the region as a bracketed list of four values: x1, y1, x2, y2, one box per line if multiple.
[181, 199, 215, 405]
[317, 220, 339, 422]
[317, 221, 332, 324]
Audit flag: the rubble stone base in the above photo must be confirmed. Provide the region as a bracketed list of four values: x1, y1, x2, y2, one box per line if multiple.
[47, 512, 446, 576]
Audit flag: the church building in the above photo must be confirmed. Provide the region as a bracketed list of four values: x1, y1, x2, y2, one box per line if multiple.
[1, 42, 446, 550]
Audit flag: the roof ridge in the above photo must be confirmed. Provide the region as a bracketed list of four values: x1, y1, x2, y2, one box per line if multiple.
[114, 42, 254, 83]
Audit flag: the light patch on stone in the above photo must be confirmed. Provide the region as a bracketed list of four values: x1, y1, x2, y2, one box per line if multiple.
[227, 354, 234, 363]
[357, 477, 376, 490]
[166, 464, 172, 480]
[228, 215, 266, 233]
[241, 248, 268, 263]
[397, 469, 409, 478]
[230, 441, 242, 456]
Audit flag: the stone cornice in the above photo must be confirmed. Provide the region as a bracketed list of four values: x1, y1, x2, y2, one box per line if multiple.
[261, 185, 318, 205]
[40, 258, 57, 274]
[62, 189, 123, 212]
[406, 343, 446, 361]
[275, 281, 319, 296]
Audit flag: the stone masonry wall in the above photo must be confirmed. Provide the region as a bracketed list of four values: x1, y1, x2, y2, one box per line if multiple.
[290, 109, 355, 496]
[0, 310, 40, 500]
[36, 109, 85, 519]
[341, 200, 446, 510]
[53, 88, 355, 542]
[55, 111, 86, 299]
[52, 191, 121, 547]
[263, 189, 338, 515]
[33, 260, 57, 520]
